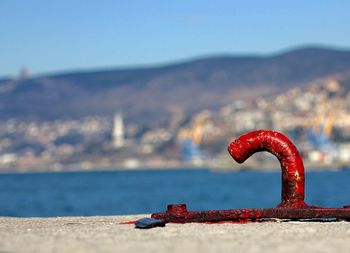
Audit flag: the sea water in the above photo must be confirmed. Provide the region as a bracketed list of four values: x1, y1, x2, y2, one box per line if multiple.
[0, 169, 349, 217]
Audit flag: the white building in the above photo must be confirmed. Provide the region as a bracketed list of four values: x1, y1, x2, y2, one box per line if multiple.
[113, 111, 124, 148]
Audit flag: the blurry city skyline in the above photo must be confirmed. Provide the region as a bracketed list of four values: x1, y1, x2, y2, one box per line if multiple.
[2, 1, 350, 171]
[1, 0, 350, 77]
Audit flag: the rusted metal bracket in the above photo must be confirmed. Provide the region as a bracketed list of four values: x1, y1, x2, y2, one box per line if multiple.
[151, 130, 350, 223]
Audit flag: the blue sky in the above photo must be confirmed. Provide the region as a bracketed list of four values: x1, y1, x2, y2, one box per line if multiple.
[1, 0, 350, 77]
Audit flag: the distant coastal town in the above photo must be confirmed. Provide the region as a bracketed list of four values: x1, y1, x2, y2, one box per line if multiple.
[1, 74, 350, 172]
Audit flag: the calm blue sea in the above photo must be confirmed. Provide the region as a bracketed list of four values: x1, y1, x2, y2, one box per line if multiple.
[0, 169, 349, 217]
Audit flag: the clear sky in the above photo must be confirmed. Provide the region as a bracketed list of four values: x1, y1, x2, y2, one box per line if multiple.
[1, 0, 350, 78]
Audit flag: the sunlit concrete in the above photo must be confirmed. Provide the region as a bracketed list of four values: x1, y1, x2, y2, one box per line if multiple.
[0, 215, 349, 253]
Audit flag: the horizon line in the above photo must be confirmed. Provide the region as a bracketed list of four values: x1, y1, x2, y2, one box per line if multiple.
[2, 43, 350, 80]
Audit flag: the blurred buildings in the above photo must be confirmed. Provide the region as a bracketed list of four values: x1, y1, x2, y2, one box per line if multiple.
[1, 76, 350, 171]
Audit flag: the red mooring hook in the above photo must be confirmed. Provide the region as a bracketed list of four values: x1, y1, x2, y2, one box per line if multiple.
[228, 130, 307, 208]
[151, 130, 350, 224]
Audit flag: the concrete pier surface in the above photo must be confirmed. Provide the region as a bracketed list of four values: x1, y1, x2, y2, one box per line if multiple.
[0, 215, 349, 253]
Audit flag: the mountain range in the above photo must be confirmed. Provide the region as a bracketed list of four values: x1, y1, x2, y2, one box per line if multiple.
[1, 46, 350, 125]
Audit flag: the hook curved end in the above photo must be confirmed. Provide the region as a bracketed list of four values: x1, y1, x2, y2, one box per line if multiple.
[228, 130, 308, 208]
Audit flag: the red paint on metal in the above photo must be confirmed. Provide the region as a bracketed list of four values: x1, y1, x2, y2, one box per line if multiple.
[151, 130, 350, 224]
[228, 130, 306, 208]
[201, 220, 251, 224]
[152, 204, 350, 223]
[167, 204, 188, 216]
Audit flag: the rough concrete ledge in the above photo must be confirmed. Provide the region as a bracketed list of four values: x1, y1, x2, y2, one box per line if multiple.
[0, 215, 349, 253]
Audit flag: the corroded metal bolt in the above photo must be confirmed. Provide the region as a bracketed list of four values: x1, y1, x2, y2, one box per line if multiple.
[167, 204, 188, 216]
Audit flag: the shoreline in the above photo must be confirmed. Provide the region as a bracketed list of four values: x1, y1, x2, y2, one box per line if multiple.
[0, 162, 349, 174]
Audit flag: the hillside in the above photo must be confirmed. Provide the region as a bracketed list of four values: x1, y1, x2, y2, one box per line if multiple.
[1, 46, 350, 125]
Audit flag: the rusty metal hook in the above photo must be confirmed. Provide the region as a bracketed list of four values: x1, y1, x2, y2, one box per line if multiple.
[228, 130, 307, 208]
[150, 130, 350, 224]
